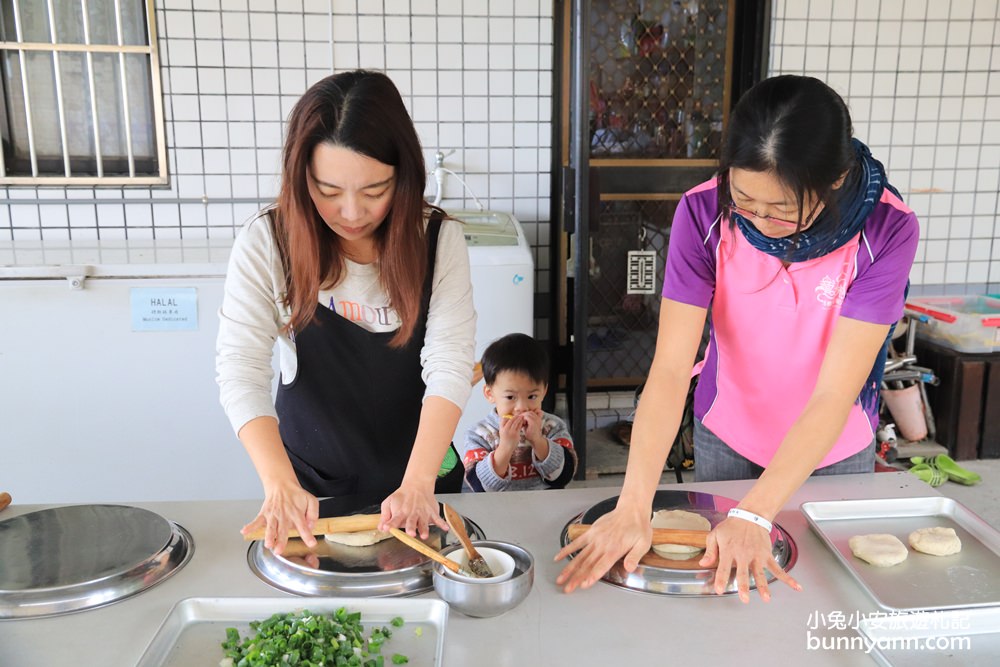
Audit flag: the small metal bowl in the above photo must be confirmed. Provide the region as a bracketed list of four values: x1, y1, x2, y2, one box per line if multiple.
[432, 540, 534, 618]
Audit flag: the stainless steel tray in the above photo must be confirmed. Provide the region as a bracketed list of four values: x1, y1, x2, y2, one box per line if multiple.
[0, 505, 193, 619]
[560, 490, 797, 596]
[801, 496, 1000, 612]
[135, 596, 448, 667]
[249, 511, 485, 597]
[858, 606, 1000, 666]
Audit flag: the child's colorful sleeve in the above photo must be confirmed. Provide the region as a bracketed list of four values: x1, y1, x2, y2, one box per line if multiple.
[470, 455, 514, 492]
[463, 420, 510, 492]
[539, 414, 577, 489]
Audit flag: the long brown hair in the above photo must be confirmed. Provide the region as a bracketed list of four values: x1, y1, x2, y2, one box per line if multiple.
[274, 70, 433, 348]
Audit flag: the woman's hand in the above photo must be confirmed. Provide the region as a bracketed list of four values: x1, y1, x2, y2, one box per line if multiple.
[554, 504, 652, 593]
[700, 517, 802, 603]
[240, 479, 319, 557]
[378, 482, 448, 539]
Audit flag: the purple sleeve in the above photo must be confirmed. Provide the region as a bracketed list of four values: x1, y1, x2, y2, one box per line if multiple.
[661, 192, 717, 308]
[840, 203, 919, 325]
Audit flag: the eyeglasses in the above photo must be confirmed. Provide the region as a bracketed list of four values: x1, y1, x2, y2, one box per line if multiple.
[728, 201, 801, 229]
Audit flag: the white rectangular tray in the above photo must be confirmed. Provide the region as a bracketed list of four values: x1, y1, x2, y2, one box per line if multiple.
[136, 597, 448, 667]
[858, 606, 1000, 666]
[800, 496, 1000, 612]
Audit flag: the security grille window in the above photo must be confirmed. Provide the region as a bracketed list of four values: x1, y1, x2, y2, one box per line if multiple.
[589, 0, 728, 160]
[0, 0, 166, 185]
[587, 199, 674, 385]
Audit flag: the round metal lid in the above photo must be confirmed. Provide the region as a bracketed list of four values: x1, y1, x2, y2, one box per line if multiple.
[0, 504, 193, 619]
[249, 507, 486, 598]
[560, 490, 797, 596]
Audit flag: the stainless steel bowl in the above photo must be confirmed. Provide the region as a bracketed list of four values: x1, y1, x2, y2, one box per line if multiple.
[431, 541, 533, 618]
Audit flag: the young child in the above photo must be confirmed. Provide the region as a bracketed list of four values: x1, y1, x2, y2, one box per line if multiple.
[463, 334, 577, 491]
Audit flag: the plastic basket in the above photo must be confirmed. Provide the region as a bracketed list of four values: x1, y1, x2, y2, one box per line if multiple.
[905, 295, 1000, 354]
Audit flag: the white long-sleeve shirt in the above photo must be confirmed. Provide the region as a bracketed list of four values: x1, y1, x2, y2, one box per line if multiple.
[216, 211, 477, 434]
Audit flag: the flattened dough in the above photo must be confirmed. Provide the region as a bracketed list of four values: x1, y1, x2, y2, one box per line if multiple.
[650, 509, 711, 559]
[848, 534, 908, 567]
[908, 527, 962, 556]
[324, 529, 392, 547]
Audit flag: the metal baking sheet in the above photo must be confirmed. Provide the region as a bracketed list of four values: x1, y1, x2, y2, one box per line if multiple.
[801, 496, 1000, 612]
[858, 606, 1000, 666]
[135, 596, 448, 667]
[560, 490, 797, 596]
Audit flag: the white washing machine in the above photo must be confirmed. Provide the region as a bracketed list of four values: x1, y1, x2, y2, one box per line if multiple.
[452, 210, 535, 452]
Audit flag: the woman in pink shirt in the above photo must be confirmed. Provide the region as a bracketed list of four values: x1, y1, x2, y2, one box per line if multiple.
[557, 75, 918, 603]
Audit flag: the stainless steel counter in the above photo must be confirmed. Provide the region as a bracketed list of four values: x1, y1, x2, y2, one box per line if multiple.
[0, 474, 981, 665]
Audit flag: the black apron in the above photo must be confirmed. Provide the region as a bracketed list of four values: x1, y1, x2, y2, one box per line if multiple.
[275, 213, 463, 498]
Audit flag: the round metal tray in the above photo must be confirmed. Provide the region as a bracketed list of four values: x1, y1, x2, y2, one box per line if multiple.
[0, 504, 193, 619]
[560, 490, 797, 596]
[249, 510, 486, 597]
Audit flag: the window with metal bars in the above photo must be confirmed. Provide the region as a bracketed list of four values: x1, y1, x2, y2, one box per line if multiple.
[585, 198, 674, 386]
[588, 0, 729, 160]
[0, 0, 166, 185]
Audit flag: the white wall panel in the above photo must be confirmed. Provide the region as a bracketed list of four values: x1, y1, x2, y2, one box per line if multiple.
[770, 0, 1000, 292]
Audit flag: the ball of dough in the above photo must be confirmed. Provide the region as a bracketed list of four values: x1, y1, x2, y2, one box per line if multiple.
[908, 527, 962, 556]
[848, 534, 908, 567]
[324, 529, 392, 547]
[650, 509, 711, 559]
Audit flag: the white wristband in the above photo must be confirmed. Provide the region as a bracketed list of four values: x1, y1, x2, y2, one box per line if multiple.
[728, 508, 773, 533]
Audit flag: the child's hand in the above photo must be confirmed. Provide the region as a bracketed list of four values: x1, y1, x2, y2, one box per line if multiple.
[491, 413, 521, 478]
[497, 413, 522, 452]
[521, 409, 544, 443]
[522, 409, 549, 460]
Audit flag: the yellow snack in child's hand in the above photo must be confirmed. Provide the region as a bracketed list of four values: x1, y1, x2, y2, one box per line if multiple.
[502, 414, 514, 420]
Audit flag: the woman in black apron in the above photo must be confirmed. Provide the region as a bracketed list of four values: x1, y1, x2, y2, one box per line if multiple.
[218, 71, 474, 556]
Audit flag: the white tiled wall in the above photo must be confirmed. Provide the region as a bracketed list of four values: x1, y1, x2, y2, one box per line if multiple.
[327, 0, 555, 299]
[5, 0, 998, 301]
[0, 0, 555, 304]
[770, 0, 1000, 292]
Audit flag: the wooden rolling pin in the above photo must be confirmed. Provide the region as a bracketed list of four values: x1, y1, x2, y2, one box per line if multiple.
[0, 492, 10, 513]
[243, 513, 380, 541]
[566, 523, 708, 549]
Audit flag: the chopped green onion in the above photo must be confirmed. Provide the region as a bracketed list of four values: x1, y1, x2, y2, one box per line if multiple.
[219, 609, 408, 667]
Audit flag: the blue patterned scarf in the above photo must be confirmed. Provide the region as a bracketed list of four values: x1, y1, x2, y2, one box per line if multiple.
[730, 139, 898, 263]
[729, 139, 902, 416]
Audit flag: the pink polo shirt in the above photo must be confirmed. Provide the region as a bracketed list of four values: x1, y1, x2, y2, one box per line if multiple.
[663, 179, 919, 468]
